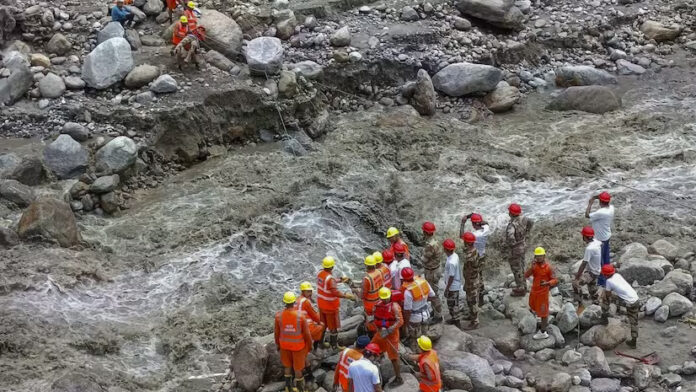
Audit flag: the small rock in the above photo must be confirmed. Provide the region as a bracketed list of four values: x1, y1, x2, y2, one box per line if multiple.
[663, 293, 693, 316]
[590, 378, 620, 392]
[644, 297, 662, 315]
[90, 175, 120, 194]
[654, 304, 669, 322]
[453, 16, 471, 30]
[61, 122, 89, 142]
[38, 72, 66, 98]
[641, 21, 681, 42]
[149, 74, 178, 93]
[401, 6, 419, 21]
[330, 26, 351, 47]
[124, 64, 159, 88]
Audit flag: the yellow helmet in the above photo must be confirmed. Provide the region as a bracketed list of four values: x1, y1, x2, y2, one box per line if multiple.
[386, 227, 400, 238]
[283, 291, 297, 304]
[187, 1, 196, 7]
[372, 251, 383, 264]
[378, 287, 391, 300]
[322, 256, 336, 269]
[299, 281, 313, 291]
[534, 247, 546, 256]
[417, 335, 432, 351]
[364, 255, 377, 266]
[179, 15, 188, 23]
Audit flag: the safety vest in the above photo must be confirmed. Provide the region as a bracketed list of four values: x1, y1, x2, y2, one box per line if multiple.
[336, 348, 363, 391]
[277, 309, 306, 352]
[172, 22, 189, 45]
[404, 277, 430, 303]
[418, 350, 442, 392]
[374, 300, 397, 329]
[294, 297, 314, 320]
[379, 263, 392, 289]
[363, 269, 383, 314]
[317, 270, 340, 311]
[183, 9, 198, 30]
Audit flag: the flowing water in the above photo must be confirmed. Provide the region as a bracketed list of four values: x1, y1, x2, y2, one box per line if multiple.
[2, 71, 696, 390]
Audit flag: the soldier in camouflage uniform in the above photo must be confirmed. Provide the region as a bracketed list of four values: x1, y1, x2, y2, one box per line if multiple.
[421, 221, 442, 295]
[506, 203, 534, 296]
[600, 264, 640, 349]
[461, 232, 480, 330]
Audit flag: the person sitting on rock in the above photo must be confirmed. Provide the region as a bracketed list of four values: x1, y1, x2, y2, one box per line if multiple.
[111, 0, 136, 27]
[524, 247, 558, 340]
[600, 264, 639, 348]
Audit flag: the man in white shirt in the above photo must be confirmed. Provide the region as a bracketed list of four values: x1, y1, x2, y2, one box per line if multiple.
[586, 191, 615, 285]
[348, 343, 383, 392]
[401, 267, 439, 349]
[390, 243, 411, 290]
[600, 264, 639, 349]
[573, 226, 602, 311]
[442, 239, 462, 328]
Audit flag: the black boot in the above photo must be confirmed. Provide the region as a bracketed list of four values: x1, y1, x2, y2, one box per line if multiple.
[295, 377, 307, 392]
[284, 375, 293, 392]
[627, 337, 637, 349]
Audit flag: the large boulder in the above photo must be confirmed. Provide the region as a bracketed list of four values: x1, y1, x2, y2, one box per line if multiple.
[82, 37, 134, 89]
[90, 175, 120, 194]
[557, 302, 579, 333]
[520, 333, 555, 352]
[38, 72, 66, 98]
[204, 50, 234, 72]
[143, 0, 163, 15]
[554, 66, 617, 87]
[412, 69, 436, 116]
[654, 304, 669, 322]
[97, 21, 124, 44]
[124, 64, 160, 88]
[245, 37, 284, 76]
[231, 338, 267, 392]
[439, 351, 495, 390]
[594, 321, 629, 350]
[432, 63, 502, 96]
[547, 86, 621, 114]
[43, 134, 88, 179]
[644, 297, 662, 316]
[442, 370, 473, 391]
[620, 257, 670, 285]
[46, 33, 72, 55]
[95, 136, 137, 174]
[0, 153, 20, 177]
[61, 122, 89, 142]
[632, 363, 658, 390]
[582, 346, 611, 377]
[648, 239, 679, 261]
[455, 0, 523, 30]
[590, 378, 620, 392]
[150, 74, 178, 93]
[641, 21, 681, 42]
[9, 157, 46, 186]
[18, 197, 80, 247]
[330, 26, 351, 47]
[536, 372, 572, 392]
[434, 325, 472, 352]
[198, 9, 243, 59]
[384, 373, 419, 392]
[649, 269, 693, 298]
[467, 335, 507, 363]
[620, 243, 648, 264]
[579, 304, 603, 328]
[0, 179, 35, 207]
[663, 293, 693, 317]
[484, 81, 520, 112]
[0, 54, 32, 105]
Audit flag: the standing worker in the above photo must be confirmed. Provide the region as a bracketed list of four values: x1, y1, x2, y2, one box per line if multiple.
[183, 1, 199, 24]
[600, 264, 639, 348]
[369, 288, 404, 387]
[524, 248, 558, 340]
[333, 335, 371, 392]
[295, 282, 326, 350]
[377, 251, 393, 289]
[506, 203, 534, 296]
[585, 191, 615, 284]
[410, 336, 441, 392]
[275, 292, 313, 392]
[442, 238, 462, 328]
[462, 213, 490, 304]
[421, 221, 442, 295]
[362, 255, 384, 316]
[165, 0, 181, 23]
[401, 267, 442, 348]
[461, 232, 481, 330]
[386, 227, 410, 260]
[347, 343, 383, 392]
[573, 226, 602, 313]
[391, 243, 411, 290]
[318, 256, 357, 350]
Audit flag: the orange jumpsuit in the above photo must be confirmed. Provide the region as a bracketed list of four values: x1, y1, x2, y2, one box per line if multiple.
[418, 350, 442, 392]
[317, 270, 342, 330]
[524, 261, 558, 318]
[172, 21, 189, 45]
[295, 296, 325, 342]
[274, 308, 313, 372]
[362, 269, 384, 315]
[369, 300, 404, 360]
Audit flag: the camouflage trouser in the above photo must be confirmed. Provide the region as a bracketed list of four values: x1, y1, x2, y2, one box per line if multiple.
[478, 255, 486, 303]
[573, 271, 599, 304]
[602, 297, 639, 339]
[464, 280, 479, 321]
[509, 250, 526, 291]
[175, 35, 200, 66]
[445, 290, 460, 322]
[424, 268, 442, 295]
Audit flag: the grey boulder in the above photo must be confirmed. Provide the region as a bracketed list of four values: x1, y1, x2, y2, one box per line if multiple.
[663, 292, 693, 317]
[43, 134, 88, 179]
[149, 74, 178, 93]
[411, 69, 436, 116]
[232, 338, 268, 392]
[590, 378, 620, 392]
[649, 269, 693, 298]
[82, 37, 134, 89]
[547, 86, 621, 114]
[38, 72, 66, 98]
[46, 33, 72, 55]
[484, 81, 520, 112]
[124, 64, 160, 88]
[198, 9, 243, 59]
[536, 372, 572, 392]
[641, 21, 681, 42]
[97, 21, 124, 44]
[245, 37, 284, 76]
[455, 0, 523, 30]
[61, 122, 89, 142]
[0, 54, 33, 105]
[18, 197, 80, 247]
[555, 66, 617, 87]
[432, 62, 502, 96]
[90, 175, 120, 194]
[557, 302, 579, 333]
[0, 179, 35, 207]
[439, 351, 495, 390]
[620, 256, 670, 285]
[96, 136, 137, 173]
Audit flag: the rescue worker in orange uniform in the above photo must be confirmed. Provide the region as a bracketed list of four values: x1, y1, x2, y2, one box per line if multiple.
[332, 335, 371, 392]
[379, 250, 394, 289]
[401, 267, 442, 348]
[172, 15, 190, 46]
[275, 292, 313, 392]
[410, 336, 441, 392]
[362, 255, 384, 316]
[295, 282, 326, 349]
[317, 256, 356, 350]
[183, 1, 198, 28]
[524, 247, 558, 340]
[165, 0, 181, 23]
[369, 287, 404, 387]
[386, 227, 410, 260]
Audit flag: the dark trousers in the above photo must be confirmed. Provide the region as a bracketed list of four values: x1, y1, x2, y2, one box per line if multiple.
[597, 239, 611, 286]
[117, 13, 135, 27]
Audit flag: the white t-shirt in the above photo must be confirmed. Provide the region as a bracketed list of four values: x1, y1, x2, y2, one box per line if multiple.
[403, 281, 435, 312]
[583, 239, 603, 275]
[473, 224, 490, 256]
[605, 273, 638, 304]
[391, 258, 411, 290]
[589, 205, 615, 242]
[347, 358, 380, 392]
[443, 253, 462, 291]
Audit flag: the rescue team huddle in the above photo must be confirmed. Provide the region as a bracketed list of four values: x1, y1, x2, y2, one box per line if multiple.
[276, 192, 636, 392]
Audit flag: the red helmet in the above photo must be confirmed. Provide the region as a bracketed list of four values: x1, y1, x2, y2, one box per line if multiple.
[601, 264, 615, 276]
[382, 249, 394, 263]
[422, 221, 436, 234]
[471, 213, 483, 223]
[393, 243, 406, 254]
[508, 203, 522, 216]
[365, 342, 382, 355]
[581, 226, 595, 237]
[400, 267, 414, 281]
[443, 239, 456, 251]
[461, 232, 476, 243]
[599, 192, 611, 203]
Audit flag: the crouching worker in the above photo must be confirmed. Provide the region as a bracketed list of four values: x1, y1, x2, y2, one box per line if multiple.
[410, 336, 441, 392]
[171, 16, 205, 70]
[600, 264, 639, 348]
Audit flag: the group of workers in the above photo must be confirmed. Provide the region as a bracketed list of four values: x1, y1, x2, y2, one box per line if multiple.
[275, 191, 640, 392]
